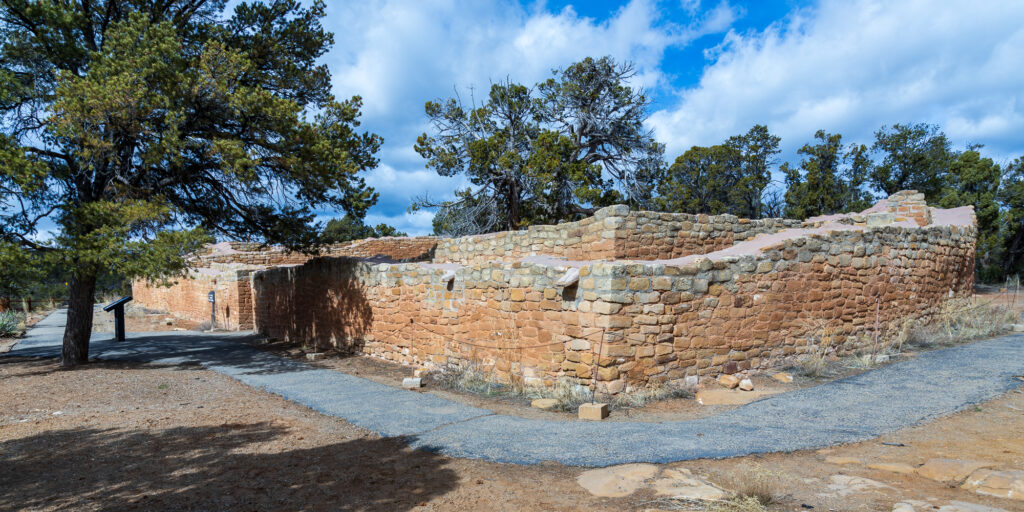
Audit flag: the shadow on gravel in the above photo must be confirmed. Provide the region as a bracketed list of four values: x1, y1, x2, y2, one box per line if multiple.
[0, 423, 455, 512]
[6, 333, 318, 376]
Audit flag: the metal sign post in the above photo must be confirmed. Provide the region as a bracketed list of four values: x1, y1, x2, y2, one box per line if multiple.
[102, 296, 133, 341]
[208, 291, 215, 330]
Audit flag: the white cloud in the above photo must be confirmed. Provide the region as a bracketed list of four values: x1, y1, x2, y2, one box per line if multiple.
[648, 0, 1024, 170]
[322, 0, 738, 235]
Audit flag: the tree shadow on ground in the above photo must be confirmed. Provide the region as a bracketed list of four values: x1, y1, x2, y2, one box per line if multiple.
[0, 423, 457, 512]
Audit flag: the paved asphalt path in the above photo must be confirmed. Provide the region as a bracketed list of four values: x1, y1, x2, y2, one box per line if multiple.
[7, 309, 1024, 467]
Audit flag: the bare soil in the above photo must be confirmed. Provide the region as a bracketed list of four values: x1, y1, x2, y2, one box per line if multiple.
[2, 356, 1022, 511]
[108, 287, 1021, 423]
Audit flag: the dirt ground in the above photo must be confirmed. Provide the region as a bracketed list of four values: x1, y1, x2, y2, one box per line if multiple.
[3, 292, 1022, 510]
[2, 355, 1023, 511]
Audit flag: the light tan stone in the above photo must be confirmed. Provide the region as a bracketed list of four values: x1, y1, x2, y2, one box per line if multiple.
[867, 462, 917, 475]
[825, 474, 894, 497]
[771, 372, 794, 383]
[824, 456, 861, 465]
[962, 468, 1024, 501]
[936, 501, 1009, 512]
[650, 468, 726, 500]
[738, 378, 754, 391]
[576, 463, 659, 497]
[696, 388, 779, 405]
[718, 374, 740, 389]
[916, 459, 996, 484]
[579, 402, 609, 420]
[531, 398, 559, 410]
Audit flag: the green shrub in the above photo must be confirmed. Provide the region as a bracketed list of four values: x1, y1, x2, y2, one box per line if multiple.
[0, 310, 23, 337]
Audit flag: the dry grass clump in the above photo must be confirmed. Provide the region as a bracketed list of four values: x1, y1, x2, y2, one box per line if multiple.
[708, 495, 770, 512]
[525, 377, 593, 411]
[610, 381, 694, 409]
[424, 363, 511, 398]
[794, 318, 840, 378]
[718, 463, 781, 508]
[648, 464, 781, 512]
[424, 364, 696, 411]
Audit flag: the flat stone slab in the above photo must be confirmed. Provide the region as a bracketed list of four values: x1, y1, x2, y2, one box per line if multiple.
[7, 309, 1024, 467]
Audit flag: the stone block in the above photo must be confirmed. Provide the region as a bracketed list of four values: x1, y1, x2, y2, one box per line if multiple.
[579, 402, 609, 420]
[402, 377, 423, 389]
[531, 398, 559, 410]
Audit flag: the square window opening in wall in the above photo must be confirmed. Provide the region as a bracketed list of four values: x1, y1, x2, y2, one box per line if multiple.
[446, 279, 454, 292]
[561, 283, 577, 301]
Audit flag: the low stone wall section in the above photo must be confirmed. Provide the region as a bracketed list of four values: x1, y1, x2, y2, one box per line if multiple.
[433, 206, 801, 265]
[132, 264, 256, 331]
[248, 220, 975, 393]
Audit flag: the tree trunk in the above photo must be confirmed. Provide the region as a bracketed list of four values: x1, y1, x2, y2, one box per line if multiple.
[61, 271, 97, 367]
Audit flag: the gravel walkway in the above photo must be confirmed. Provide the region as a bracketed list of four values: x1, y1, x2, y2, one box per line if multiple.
[8, 309, 1024, 466]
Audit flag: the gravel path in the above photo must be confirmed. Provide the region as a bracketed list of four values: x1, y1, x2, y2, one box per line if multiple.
[8, 309, 1024, 467]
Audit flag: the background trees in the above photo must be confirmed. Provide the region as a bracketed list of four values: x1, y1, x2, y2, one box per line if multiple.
[656, 125, 779, 217]
[413, 57, 662, 235]
[781, 131, 873, 219]
[0, 0, 381, 365]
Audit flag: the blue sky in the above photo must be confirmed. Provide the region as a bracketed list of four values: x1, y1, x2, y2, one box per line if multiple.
[318, 0, 1023, 235]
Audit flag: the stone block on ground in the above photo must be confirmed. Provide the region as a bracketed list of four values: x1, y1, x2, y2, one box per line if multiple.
[936, 501, 1010, 512]
[579, 402, 609, 420]
[696, 388, 780, 406]
[576, 463, 659, 497]
[305, 352, 325, 361]
[718, 374, 740, 389]
[650, 468, 726, 500]
[867, 462, 917, 475]
[771, 372, 793, 383]
[738, 378, 754, 391]
[401, 377, 423, 389]
[961, 468, 1024, 501]
[916, 459, 996, 484]
[531, 398, 559, 410]
[824, 456, 861, 465]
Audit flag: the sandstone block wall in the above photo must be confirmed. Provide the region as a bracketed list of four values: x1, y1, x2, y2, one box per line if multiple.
[432, 205, 801, 264]
[132, 264, 255, 330]
[133, 191, 978, 394]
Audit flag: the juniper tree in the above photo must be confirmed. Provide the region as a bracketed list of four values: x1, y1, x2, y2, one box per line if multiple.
[783, 130, 874, 219]
[413, 57, 662, 235]
[0, 1, 380, 366]
[870, 123, 954, 201]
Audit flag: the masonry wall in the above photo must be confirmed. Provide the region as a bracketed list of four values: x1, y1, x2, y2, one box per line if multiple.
[248, 220, 975, 392]
[132, 265, 255, 330]
[576, 224, 976, 394]
[432, 206, 801, 265]
[251, 258, 587, 384]
[133, 191, 978, 394]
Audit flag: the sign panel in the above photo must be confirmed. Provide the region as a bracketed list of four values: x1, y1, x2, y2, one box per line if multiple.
[208, 291, 215, 303]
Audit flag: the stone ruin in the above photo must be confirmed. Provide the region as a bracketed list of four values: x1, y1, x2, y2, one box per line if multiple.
[133, 191, 977, 395]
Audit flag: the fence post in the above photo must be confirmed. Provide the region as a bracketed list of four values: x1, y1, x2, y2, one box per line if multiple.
[0, 297, 7, 312]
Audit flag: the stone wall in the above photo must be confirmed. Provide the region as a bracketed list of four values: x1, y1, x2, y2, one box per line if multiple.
[433, 205, 800, 264]
[132, 264, 256, 330]
[133, 191, 978, 393]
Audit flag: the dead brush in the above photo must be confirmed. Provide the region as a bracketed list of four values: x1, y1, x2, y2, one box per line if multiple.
[610, 381, 695, 409]
[903, 298, 1015, 349]
[794, 318, 840, 378]
[716, 463, 784, 509]
[525, 377, 593, 411]
[708, 496, 770, 512]
[423, 362, 508, 397]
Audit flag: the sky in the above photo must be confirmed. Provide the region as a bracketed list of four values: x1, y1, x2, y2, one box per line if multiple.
[318, 0, 1024, 236]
